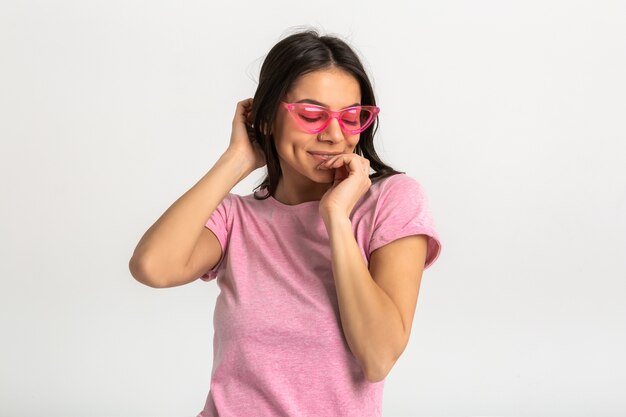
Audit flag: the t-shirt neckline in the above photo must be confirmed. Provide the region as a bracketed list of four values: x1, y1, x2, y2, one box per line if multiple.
[266, 194, 321, 211]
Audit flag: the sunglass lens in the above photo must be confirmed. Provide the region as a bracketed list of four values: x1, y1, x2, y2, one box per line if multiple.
[341, 107, 375, 133]
[295, 105, 329, 132]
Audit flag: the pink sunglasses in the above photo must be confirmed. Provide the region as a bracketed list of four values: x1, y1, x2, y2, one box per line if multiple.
[281, 101, 380, 135]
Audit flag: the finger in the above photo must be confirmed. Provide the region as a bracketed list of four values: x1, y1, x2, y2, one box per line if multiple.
[323, 154, 359, 170]
[319, 156, 344, 170]
[234, 99, 253, 123]
[323, 153, 348, 164]
[335, 163, 350, 180]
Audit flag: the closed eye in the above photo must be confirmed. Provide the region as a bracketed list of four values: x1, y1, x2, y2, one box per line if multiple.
[300, 115, 322, 122]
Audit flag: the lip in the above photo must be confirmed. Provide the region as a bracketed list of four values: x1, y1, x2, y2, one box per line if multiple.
[308, 151, 342, 155]
[308, 151, 342, 162]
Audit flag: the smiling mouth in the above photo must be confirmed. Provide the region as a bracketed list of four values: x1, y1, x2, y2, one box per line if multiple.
[308, 152, 339, 161]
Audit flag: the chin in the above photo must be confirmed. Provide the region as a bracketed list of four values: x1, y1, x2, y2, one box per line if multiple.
[310, 168, 334, 181]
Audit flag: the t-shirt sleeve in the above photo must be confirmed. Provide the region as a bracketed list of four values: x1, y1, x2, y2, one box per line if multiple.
[199, 193, 233, 282]
[369, 175, 442, 270]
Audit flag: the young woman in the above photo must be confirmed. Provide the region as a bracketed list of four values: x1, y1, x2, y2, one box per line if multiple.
[130, 29, 442, 417]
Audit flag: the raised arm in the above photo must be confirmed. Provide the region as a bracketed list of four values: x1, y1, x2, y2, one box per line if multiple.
[129, 98, 264, 288]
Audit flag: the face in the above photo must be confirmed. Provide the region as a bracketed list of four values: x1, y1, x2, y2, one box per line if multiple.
[271, 67, 362, 194]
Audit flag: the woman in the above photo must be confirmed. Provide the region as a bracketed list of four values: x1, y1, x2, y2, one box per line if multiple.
[129, 29, 442, 417]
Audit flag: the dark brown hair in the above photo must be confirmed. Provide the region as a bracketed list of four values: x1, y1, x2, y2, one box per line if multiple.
[251, 28, 404, 199]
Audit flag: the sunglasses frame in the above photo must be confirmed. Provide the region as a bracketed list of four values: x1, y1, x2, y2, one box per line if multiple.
[280, 101, 380, 135]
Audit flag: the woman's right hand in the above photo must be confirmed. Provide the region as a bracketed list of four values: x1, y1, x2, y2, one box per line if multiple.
[226, 98, 266, 172]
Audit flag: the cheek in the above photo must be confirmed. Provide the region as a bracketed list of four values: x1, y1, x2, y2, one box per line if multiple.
[349, 137, 360, 150]
[273, 134, 305, 160]
[282, 131, 313, 151]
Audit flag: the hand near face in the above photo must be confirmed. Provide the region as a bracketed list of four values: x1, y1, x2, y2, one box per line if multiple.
[317, 153, 372, 222]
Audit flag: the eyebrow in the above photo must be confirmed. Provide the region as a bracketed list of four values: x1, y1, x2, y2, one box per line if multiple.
[295, 99, 361, 108]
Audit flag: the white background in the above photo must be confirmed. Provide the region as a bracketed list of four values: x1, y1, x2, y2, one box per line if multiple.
[1, 1, 625, 416]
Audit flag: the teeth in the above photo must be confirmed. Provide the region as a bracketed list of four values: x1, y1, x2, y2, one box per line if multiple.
[310, 152, 336, 159]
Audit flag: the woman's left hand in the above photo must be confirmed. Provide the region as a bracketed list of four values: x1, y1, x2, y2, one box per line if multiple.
[318, 153, 372, 223]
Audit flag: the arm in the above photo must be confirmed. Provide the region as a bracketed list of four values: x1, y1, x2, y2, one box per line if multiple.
[129, 98, 263, 288]
[324, 215, 428, 382]
[129, 150, 251, 287]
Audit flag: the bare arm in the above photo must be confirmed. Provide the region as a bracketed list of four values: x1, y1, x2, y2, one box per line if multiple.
[323, 215, 427, 383]
[129, 150, 251, 287]
[129, 98, 264, 288]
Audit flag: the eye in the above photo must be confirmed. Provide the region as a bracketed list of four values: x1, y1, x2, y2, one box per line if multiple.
[341, 108, 360, 126]
[297, 106, 326, 122]
[299, 114, 322, 122]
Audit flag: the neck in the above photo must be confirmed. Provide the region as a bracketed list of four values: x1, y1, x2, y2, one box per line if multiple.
[274, 177, 331, 205]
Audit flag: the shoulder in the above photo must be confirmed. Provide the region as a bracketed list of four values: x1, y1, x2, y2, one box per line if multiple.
[231, 191, 274, 216]
[371, 173, 424, 200]
[367, 174, 434, 226]
[350, 173, 420, 218]
[373, 172, 419, 187]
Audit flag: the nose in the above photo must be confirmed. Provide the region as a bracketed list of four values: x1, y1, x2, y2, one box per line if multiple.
[318, 117, 344, 142]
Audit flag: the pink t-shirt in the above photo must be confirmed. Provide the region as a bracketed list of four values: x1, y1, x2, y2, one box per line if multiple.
[196, 173, 442, 417]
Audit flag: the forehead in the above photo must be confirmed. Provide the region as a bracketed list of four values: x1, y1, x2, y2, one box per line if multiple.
[287, 68, 361, 109]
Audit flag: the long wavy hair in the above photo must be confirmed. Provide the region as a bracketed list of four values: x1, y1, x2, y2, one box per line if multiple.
[251, 28, 404, 200]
